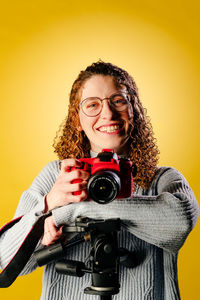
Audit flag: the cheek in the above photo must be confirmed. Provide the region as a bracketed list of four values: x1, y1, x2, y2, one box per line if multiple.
[121, 110, 133, 124]
[79, 113, 95, 132]
[79, 112, 87, 130]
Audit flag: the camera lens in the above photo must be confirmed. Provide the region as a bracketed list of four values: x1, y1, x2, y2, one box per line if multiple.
[88, 171, 121, 204]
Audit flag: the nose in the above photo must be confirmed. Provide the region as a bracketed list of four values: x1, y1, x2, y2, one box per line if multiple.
[100, 99, 116, 119]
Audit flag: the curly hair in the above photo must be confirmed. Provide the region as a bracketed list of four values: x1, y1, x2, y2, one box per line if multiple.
[53, 60, 159, 190]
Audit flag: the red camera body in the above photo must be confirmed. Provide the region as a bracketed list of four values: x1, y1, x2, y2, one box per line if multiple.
[71, 149, 134, 203]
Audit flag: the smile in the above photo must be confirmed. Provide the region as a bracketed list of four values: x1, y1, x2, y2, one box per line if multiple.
[97, 125, 121, 133]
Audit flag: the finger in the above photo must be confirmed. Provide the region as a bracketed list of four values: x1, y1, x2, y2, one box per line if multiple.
[65, 180, 88, 193]
[60, 159, 82, 173]
[42, 227, 63, 246]
[43, 217, 57, 238]
[41, 233, 50, 246]
[51, 179, 87, 196]
[46, 217, 61, 239]
[57, 170, 89, 186]
[42, 233, 55, 246]
[58, 226, 64, 235]
[67, 189, 88, 203]
[65, 169, 90, 182]
[48, 187, 88, 207]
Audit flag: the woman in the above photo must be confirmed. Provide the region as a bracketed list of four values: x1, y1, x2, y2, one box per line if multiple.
[0, 61, 199, 299]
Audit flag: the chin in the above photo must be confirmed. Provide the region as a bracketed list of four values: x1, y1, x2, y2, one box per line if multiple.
[91, 137, 129, 154]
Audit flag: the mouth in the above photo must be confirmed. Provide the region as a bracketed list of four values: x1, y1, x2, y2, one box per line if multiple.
[96, 123, 123, 133]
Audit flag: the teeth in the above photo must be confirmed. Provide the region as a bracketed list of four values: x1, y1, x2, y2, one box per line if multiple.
[99, 125, 120, 132]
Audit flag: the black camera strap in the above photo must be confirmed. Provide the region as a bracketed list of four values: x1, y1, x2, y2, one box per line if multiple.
[0, 212, 51, 288]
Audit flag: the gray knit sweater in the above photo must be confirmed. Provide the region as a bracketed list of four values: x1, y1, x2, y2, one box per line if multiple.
[0, 160, 198, 300]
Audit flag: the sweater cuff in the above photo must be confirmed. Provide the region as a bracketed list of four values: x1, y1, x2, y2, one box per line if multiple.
[52, 204, 76, 227]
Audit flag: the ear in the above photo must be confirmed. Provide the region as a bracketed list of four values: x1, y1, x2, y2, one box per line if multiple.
[76, 116, 83, 132]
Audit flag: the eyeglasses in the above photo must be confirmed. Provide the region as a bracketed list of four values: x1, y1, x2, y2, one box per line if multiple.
[79, 92, 131, 117]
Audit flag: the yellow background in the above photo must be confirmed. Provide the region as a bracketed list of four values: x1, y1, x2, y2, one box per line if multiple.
[0, 0, 199, 299]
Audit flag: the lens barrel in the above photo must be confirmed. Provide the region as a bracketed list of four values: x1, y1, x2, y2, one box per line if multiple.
[88, 171, 121, 204]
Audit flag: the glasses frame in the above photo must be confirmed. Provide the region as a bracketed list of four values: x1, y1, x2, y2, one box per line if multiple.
[79, 92, 131, 117]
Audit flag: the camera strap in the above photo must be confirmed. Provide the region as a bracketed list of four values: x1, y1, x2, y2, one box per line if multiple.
[0, 212, 51, 288]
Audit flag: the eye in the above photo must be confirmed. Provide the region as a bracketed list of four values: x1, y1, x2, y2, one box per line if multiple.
[111, 94, 128, 106]
[87, 102, 97, 108]
[85, 99, 101, 110]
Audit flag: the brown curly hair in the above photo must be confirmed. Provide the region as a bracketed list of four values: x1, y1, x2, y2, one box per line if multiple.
[53, 60, 159, 190]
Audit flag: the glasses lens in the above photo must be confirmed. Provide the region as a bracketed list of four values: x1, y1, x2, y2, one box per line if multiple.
[110, 93, 129, 111]
[82, 98, 101, 116]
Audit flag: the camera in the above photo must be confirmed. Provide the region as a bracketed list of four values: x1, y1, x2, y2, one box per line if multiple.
[71, 149, 136, 204]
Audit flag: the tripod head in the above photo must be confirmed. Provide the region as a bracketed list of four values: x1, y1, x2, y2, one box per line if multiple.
[35, 217, 135, 300]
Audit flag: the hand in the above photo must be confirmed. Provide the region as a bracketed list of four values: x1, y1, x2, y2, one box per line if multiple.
[41, 215, 63, 246]
[45, 159, 90, 212]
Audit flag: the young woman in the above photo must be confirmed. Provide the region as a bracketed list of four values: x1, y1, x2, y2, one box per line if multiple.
[0, 61, 199, 299]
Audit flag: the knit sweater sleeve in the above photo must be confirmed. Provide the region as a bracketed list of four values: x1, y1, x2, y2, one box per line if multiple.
[52, 167, 199, 253]
[0, 161, 60, 275]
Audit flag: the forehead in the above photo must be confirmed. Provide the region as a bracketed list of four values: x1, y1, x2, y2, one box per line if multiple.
[80, 75, 126, 100]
